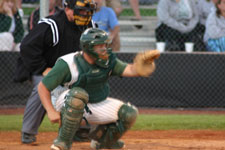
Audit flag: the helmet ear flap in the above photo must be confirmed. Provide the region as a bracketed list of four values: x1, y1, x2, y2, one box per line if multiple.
[83, 44, 89, 50]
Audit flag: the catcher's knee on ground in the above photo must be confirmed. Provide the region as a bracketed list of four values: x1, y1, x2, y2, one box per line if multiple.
[89, 103, 138, 149]
[52, 87, 89, 150]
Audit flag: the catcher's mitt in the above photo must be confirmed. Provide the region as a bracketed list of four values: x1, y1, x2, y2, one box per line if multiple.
[134, 50, 160, 77]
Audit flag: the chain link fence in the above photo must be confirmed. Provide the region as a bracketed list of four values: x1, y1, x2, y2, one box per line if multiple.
[1, 1, 225, 108]
[111, 52, 225, 108]
[0, 52, 32, 107]
[0, 52, 225, 108]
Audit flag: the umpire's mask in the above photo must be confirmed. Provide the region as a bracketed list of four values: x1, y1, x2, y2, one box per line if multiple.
[64, 0, 96, 26]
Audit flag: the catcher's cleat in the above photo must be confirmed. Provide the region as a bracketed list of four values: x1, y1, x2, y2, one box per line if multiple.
[51, 144, 61, 150]
[21, 132, 36, 144]
[90, 140, 125, 149]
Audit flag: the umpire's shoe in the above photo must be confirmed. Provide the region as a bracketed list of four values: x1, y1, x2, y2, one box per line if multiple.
[21, 132, 36, 144]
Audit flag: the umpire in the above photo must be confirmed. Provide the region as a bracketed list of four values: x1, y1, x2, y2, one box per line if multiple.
[18, 0, 96, 144]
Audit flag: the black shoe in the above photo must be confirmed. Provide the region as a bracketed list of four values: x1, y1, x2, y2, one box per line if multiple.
[130, 18, 143, 29]
[21, 132, 36, 144]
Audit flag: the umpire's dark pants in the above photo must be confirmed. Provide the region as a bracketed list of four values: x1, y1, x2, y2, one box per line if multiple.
[22, 75, 45, 135]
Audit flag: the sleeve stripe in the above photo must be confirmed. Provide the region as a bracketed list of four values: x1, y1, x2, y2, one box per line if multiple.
[38, 18, 59, 46]
[91, 20, 96, 28]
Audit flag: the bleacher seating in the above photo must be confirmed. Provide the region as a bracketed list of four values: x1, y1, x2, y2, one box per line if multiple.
[21, 3, 158, 52]
[118, 4, 157, 52]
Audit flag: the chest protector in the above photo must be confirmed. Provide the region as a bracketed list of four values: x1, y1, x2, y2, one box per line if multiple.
[69, 53, 116, 103]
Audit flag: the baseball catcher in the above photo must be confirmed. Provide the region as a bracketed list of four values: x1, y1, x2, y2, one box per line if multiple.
[38, 28, 160, 150]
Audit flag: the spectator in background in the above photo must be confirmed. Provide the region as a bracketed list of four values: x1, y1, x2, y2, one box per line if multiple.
[204, 0, 225, 52]
[198, 0, 217, 27]
[104, 0, 141, 20]
[17, 0, 24, 17]
[103, 0, 142, 29]
[27, 0, 61, 32]
[197, 0, 217, 50]
[128, 0, 142, 20]
[103, 0, 122, 17]
[0, 0, 24, 51]
[155, 0, 205, 51]
[93, 0, 120, 51]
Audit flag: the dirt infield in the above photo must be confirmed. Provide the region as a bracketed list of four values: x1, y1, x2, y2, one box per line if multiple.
[1, 130, 225, 150]
[1, 108, 225, 150]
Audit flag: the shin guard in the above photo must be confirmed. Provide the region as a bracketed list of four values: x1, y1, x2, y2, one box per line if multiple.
[89, 103, 138, 149]
[53, 87, 89, 150]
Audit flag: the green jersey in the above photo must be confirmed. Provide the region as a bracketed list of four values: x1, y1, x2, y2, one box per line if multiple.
[42, 52, 127, 103]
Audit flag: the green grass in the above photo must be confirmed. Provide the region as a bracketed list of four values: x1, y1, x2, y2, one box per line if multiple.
[121, 8, 156, 16]
[1, 114, 225, 132]
[23, 7, 36, 16]
[0, 115, 58, 131]
[133, 114, 225, 130]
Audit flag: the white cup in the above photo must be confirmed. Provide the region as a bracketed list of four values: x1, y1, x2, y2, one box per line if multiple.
[185, 42, 194, 53]
[156, 42, 166, 52]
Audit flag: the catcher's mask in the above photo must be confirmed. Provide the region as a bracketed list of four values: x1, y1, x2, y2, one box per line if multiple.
[80, 28, 112, 68]
[64, 0, 96, 26]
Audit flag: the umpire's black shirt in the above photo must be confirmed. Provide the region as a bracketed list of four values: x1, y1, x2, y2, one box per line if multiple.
[20, 10, 91, 75]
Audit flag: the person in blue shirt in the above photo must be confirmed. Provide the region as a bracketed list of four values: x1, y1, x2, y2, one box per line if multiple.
[92, 0, 120, 51]
[204, 0, 225, 52]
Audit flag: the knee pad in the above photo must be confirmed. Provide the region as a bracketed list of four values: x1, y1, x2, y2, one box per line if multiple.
[118, 103, 139, 129]
[65, 87, 89, 110]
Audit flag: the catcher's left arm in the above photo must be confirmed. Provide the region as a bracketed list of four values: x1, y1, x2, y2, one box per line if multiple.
[122, 50, 160, 77]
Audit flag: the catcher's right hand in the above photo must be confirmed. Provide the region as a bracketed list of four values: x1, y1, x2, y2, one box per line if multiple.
[133, 50, 160, 77]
